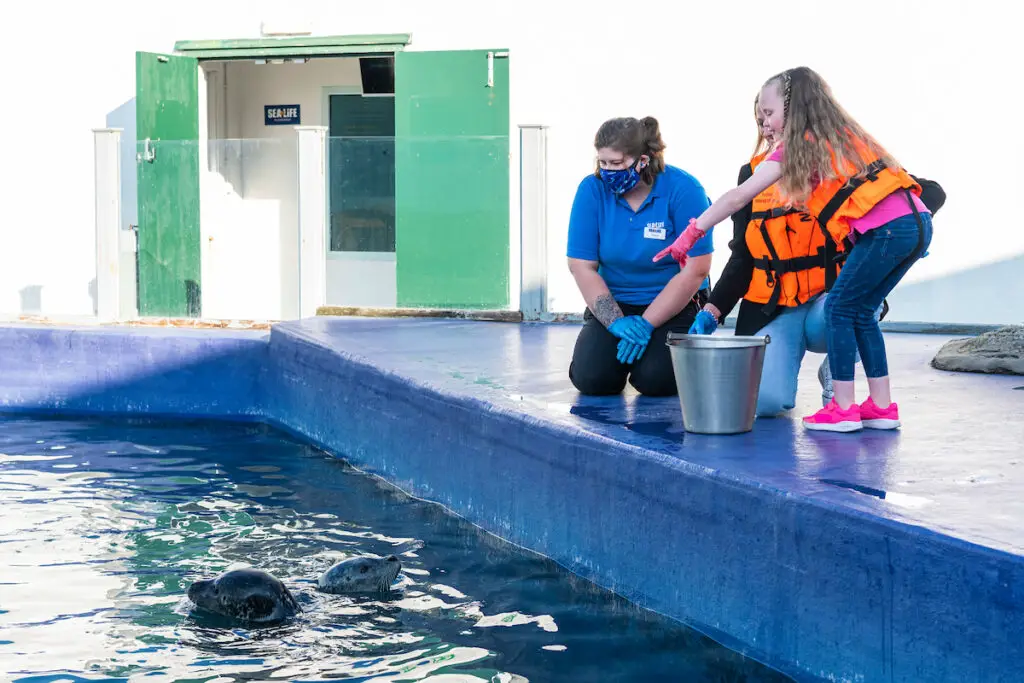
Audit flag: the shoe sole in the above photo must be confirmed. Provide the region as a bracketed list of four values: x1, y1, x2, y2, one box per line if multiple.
[803, 420, 863, 433]
[862, 418, 900, 430]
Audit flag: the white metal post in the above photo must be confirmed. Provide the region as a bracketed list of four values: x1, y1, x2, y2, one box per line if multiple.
[93, 128, 123, 322]
[296, 125, 328, 319]
[519, 124, 548, 320]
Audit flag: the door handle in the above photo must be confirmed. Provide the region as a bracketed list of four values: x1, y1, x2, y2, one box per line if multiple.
[138, 138, 156, 163]
[486, 51, 509, 88]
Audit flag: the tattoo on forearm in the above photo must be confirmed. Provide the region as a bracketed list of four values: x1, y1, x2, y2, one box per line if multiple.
[592, 294, 624, 328]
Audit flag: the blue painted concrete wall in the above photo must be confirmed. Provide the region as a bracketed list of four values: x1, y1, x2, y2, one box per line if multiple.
[0, 322, 1021, 683]
[262, 324, 1024, 683]
[0, 324, 268, 419]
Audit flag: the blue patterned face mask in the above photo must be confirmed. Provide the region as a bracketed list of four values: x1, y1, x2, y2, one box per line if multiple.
[599, 161, 643, 195]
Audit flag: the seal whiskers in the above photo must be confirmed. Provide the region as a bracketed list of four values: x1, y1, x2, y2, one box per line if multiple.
[318, 554, 402, 595]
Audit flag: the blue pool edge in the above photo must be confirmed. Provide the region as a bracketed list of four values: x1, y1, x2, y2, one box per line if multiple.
[0, 321, 1020, 683]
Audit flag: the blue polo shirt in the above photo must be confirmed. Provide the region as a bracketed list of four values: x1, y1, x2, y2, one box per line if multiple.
[566, 165, 714, 306]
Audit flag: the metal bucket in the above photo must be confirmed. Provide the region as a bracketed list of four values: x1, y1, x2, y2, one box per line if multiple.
[665, 332, 771, 435]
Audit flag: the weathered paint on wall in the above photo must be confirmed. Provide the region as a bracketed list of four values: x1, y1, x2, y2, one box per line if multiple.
[135, 52, 201, 317]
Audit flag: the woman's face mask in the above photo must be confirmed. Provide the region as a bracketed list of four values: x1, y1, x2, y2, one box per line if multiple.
[597, 151, 648, 195]
[599, 165, 641, 195]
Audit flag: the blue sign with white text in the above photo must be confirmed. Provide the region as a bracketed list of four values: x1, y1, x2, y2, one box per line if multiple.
[265, 105, 301, 126]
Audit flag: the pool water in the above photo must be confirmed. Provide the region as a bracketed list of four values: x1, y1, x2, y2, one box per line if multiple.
[0, 416, 793, 682]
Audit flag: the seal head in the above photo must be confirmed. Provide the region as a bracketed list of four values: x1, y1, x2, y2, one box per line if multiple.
[317, 554, 402, 594]
[187, 568, 300, 624]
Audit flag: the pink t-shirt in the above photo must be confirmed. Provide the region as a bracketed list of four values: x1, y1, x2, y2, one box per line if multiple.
[765, 146, 927, 234]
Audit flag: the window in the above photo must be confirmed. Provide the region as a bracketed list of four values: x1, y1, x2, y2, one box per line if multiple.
[327, 92, 396, 253]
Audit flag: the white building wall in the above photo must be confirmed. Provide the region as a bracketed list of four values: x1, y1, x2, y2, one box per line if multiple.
[1, 0, 1019, 324]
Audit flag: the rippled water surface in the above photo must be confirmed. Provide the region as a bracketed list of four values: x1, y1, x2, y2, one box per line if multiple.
[0, 416, 792, 682]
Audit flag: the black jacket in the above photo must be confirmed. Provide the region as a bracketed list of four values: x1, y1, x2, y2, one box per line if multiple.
[707, 165, 947, 336]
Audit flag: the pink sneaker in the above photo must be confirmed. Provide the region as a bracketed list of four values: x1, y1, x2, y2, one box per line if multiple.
[860, 397, 900, 430]
[802, 399, 863, 432]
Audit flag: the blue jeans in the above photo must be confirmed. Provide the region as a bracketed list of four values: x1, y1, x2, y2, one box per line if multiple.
[756, 294, 884, 416]
[756, 295, 828, 416]
[825, 211, 933, 381]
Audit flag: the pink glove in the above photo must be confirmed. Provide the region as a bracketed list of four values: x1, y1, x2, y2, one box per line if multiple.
[653, 218, 706, 266]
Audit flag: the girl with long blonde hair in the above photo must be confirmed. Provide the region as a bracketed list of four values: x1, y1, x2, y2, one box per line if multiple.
[656, 67, 934, 432]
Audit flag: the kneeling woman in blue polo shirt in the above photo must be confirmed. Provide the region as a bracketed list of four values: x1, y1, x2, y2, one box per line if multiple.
[566, 116, 715, 396]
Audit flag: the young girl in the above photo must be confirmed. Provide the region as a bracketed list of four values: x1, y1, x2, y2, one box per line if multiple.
[655, 67, 933, 433]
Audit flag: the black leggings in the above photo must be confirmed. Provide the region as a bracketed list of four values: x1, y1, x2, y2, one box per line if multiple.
[568, 292, 707, 397]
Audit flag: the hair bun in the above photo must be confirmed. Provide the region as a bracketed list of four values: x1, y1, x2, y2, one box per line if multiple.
[640, 116, 665, 154]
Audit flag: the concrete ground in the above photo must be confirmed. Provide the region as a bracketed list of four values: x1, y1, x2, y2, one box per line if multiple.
[292, 316, 1024, 557]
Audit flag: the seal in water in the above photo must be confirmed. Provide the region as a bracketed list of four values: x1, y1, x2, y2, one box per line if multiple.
[317, 554, 402, 594]
[187, 568, 300, 623]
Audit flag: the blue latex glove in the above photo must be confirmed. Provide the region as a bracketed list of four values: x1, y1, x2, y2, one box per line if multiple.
[607, 315, 654, 345]
[688, 309, 718, 335]
[617, 338, 647, 365]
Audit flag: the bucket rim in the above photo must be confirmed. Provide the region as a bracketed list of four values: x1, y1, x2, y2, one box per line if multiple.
[665, 332, 771, 348]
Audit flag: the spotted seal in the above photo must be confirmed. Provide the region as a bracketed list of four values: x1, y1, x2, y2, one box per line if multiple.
[187, 568, 300, 624]
[317, 554, 402, 594]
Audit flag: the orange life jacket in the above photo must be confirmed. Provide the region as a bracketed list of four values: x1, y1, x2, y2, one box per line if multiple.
[805, 135, 922, 246]
[743, 152, 845, 314]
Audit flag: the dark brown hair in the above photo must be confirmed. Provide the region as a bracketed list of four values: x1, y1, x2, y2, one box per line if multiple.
[593, 116, 666, 186]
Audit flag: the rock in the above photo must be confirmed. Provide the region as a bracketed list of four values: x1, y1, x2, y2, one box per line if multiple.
[931, 325, 1024, 375]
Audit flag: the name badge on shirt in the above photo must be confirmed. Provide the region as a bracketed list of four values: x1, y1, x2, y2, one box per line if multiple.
[644, 222, 667, 240]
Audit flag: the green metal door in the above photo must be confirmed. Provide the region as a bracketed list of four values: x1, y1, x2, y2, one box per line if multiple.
[394, 49, 510, 309]
[135, 51, 201, 317]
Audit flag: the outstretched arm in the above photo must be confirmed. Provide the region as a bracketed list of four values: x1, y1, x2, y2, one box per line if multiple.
[654, 161, 782, 264]
[705, 163, 758, 321]
[693, 161, 782, 234]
